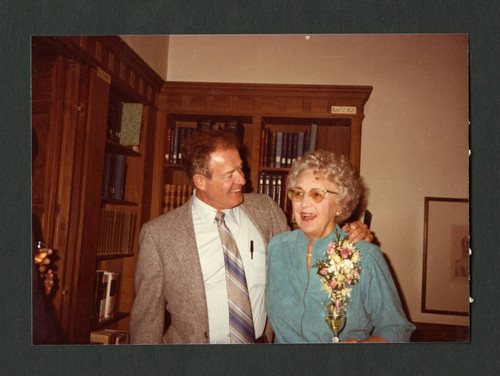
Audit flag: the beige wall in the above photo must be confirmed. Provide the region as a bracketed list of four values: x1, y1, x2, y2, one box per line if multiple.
[129, 34, 470, 326]
[121, 35, 170, 80]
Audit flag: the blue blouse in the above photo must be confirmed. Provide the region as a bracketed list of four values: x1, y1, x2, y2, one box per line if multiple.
[265, 225, 415, 343]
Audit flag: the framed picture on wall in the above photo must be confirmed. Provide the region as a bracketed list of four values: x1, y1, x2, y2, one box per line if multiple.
[421, 197, 469, 316]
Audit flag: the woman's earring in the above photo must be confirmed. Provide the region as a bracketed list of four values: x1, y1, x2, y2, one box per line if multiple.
[335, 210, 342, 217]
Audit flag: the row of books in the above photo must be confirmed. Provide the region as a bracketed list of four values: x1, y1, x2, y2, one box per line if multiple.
[107, 96, 144, 149]
[102, 152, 127, 200]
[91, 270, 120, 326]
[164, 120, 244, 165]
[260, 124, 318, 168]
[90, 329, 129, 345]
[163, 184, 194, 213]
[258, 172, 292, 217]
[97, 209, 137, 257]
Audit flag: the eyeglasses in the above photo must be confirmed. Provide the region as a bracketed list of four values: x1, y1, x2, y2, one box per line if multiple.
[287, 188, 339, 203]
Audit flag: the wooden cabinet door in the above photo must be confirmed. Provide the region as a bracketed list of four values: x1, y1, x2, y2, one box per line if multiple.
[32, 57, 110, 343]
[60, 67, 110, 343]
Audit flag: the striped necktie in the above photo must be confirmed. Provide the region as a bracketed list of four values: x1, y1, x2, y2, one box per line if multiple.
[215, 210, 255, 344]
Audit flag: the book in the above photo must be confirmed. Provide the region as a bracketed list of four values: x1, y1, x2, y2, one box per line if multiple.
[286, 132, 293, 167]
[119, 103, 143, 147]
[309, 123, 318, 151]
[164, 127, 172, 163]
[270, 174, 277, 202]
[276, 175, 283, 206]
[171, 127, 179, 164]
[112, 154, 127, 200]
[107, 95, 122, 142]
[98, 272, 109, 323]
[225, 120, 244, 143]
[177, 127, 186, 163]
[297, 132, 304, 158]
[169, 127, 176, 164]
[303, 130, 311, 154]
[101, 152, 112, 198]
[114, 211, 124, 255]
[129, 212, 137, 252]
[97, 209, 105, 255]
[102, 153, 117, 198]
[291, 132, 298, 166]
[281, 132, 288, 167]
[103, 271, 120, 321]
[90, 330, 115, 344]
[275, 132, 283, 168]
[259, 127, 266, 168]
[268, 130, 277, 167]
[102, 329, 130, 344]
[91, 270, 105, 327]
[263, 174, 271, 196]
[120, 211, 132, 255]
[258, 173, 264, 194]
[90, 329, 130, 345]
[96, 209, 137, 256]
[197, 119, 215, 131]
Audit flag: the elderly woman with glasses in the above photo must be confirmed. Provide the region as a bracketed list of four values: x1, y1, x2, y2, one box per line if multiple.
[265, 150, 414, 343]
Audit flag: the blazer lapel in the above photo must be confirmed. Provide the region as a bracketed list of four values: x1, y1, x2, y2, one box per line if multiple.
[241, 196, 272, 248]
[168, 197, 210, 336]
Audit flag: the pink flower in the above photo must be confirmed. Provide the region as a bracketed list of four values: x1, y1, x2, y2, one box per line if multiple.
[346, 278, 352, 286]
[319, 267, 328, 275]
[327, 243, 336, 254]
[340, 247, 350, 259]
[329, 280, 337, 289]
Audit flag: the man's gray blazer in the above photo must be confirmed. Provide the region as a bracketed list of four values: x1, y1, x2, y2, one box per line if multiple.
[130, 193, 289, 344]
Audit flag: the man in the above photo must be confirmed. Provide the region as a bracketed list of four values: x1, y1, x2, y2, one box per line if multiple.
[130, 130, 371, 344]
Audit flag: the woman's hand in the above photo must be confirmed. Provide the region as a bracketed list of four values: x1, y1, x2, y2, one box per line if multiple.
[41, 268, 55, 295]
[340, 338, 359, 343]
[34, 248, 54, 295]
[342, 220, 373, 243]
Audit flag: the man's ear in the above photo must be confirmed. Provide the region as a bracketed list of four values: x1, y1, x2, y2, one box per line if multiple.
[193, 174, 206, 190]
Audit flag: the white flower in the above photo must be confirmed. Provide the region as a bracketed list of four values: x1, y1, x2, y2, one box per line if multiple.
[351, 252, 360, 264]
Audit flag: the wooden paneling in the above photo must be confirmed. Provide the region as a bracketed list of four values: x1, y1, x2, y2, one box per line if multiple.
[411, 322, 469, 342]
[31, 36, 164, 344]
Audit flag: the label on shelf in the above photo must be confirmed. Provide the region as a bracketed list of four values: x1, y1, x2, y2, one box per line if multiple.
[331, 106, 356, 114]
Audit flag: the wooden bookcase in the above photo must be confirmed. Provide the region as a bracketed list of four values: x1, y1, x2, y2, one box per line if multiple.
[32, 38, 371, 344]
[31, 36, 164, 344]
[152, 82, 372, 220]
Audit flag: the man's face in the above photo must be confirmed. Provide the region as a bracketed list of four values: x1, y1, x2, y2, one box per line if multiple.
[195, 147, 246, 210]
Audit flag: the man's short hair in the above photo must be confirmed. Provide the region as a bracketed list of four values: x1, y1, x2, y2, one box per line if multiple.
[181, 130, 241, 183]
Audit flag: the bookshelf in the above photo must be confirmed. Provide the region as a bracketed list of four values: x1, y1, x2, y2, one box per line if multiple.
[31, 38, 371, 344]
[152, 82, 372, 221]
[31, 36, 164, 344]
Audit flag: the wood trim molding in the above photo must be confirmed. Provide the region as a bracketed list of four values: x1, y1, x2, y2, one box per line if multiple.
[160, 81, 372, 119]
[158, 81, 372, 119]
[32, 36, 163, 106]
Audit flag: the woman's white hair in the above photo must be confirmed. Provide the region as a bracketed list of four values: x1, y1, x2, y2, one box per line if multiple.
[286, 150, 362, 223]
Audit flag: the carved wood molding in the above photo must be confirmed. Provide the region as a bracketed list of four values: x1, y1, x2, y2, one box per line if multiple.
[160, 81, 372, 119]
[32, 36, 164, 105]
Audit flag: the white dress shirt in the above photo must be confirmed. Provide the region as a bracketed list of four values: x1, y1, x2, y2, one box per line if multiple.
[192, 193, 267, 344]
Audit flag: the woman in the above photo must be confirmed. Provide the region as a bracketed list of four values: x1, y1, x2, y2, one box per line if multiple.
[266, 150, 415, 343]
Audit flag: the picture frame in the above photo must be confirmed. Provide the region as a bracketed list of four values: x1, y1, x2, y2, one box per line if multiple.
[421, 197, 469, 316]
